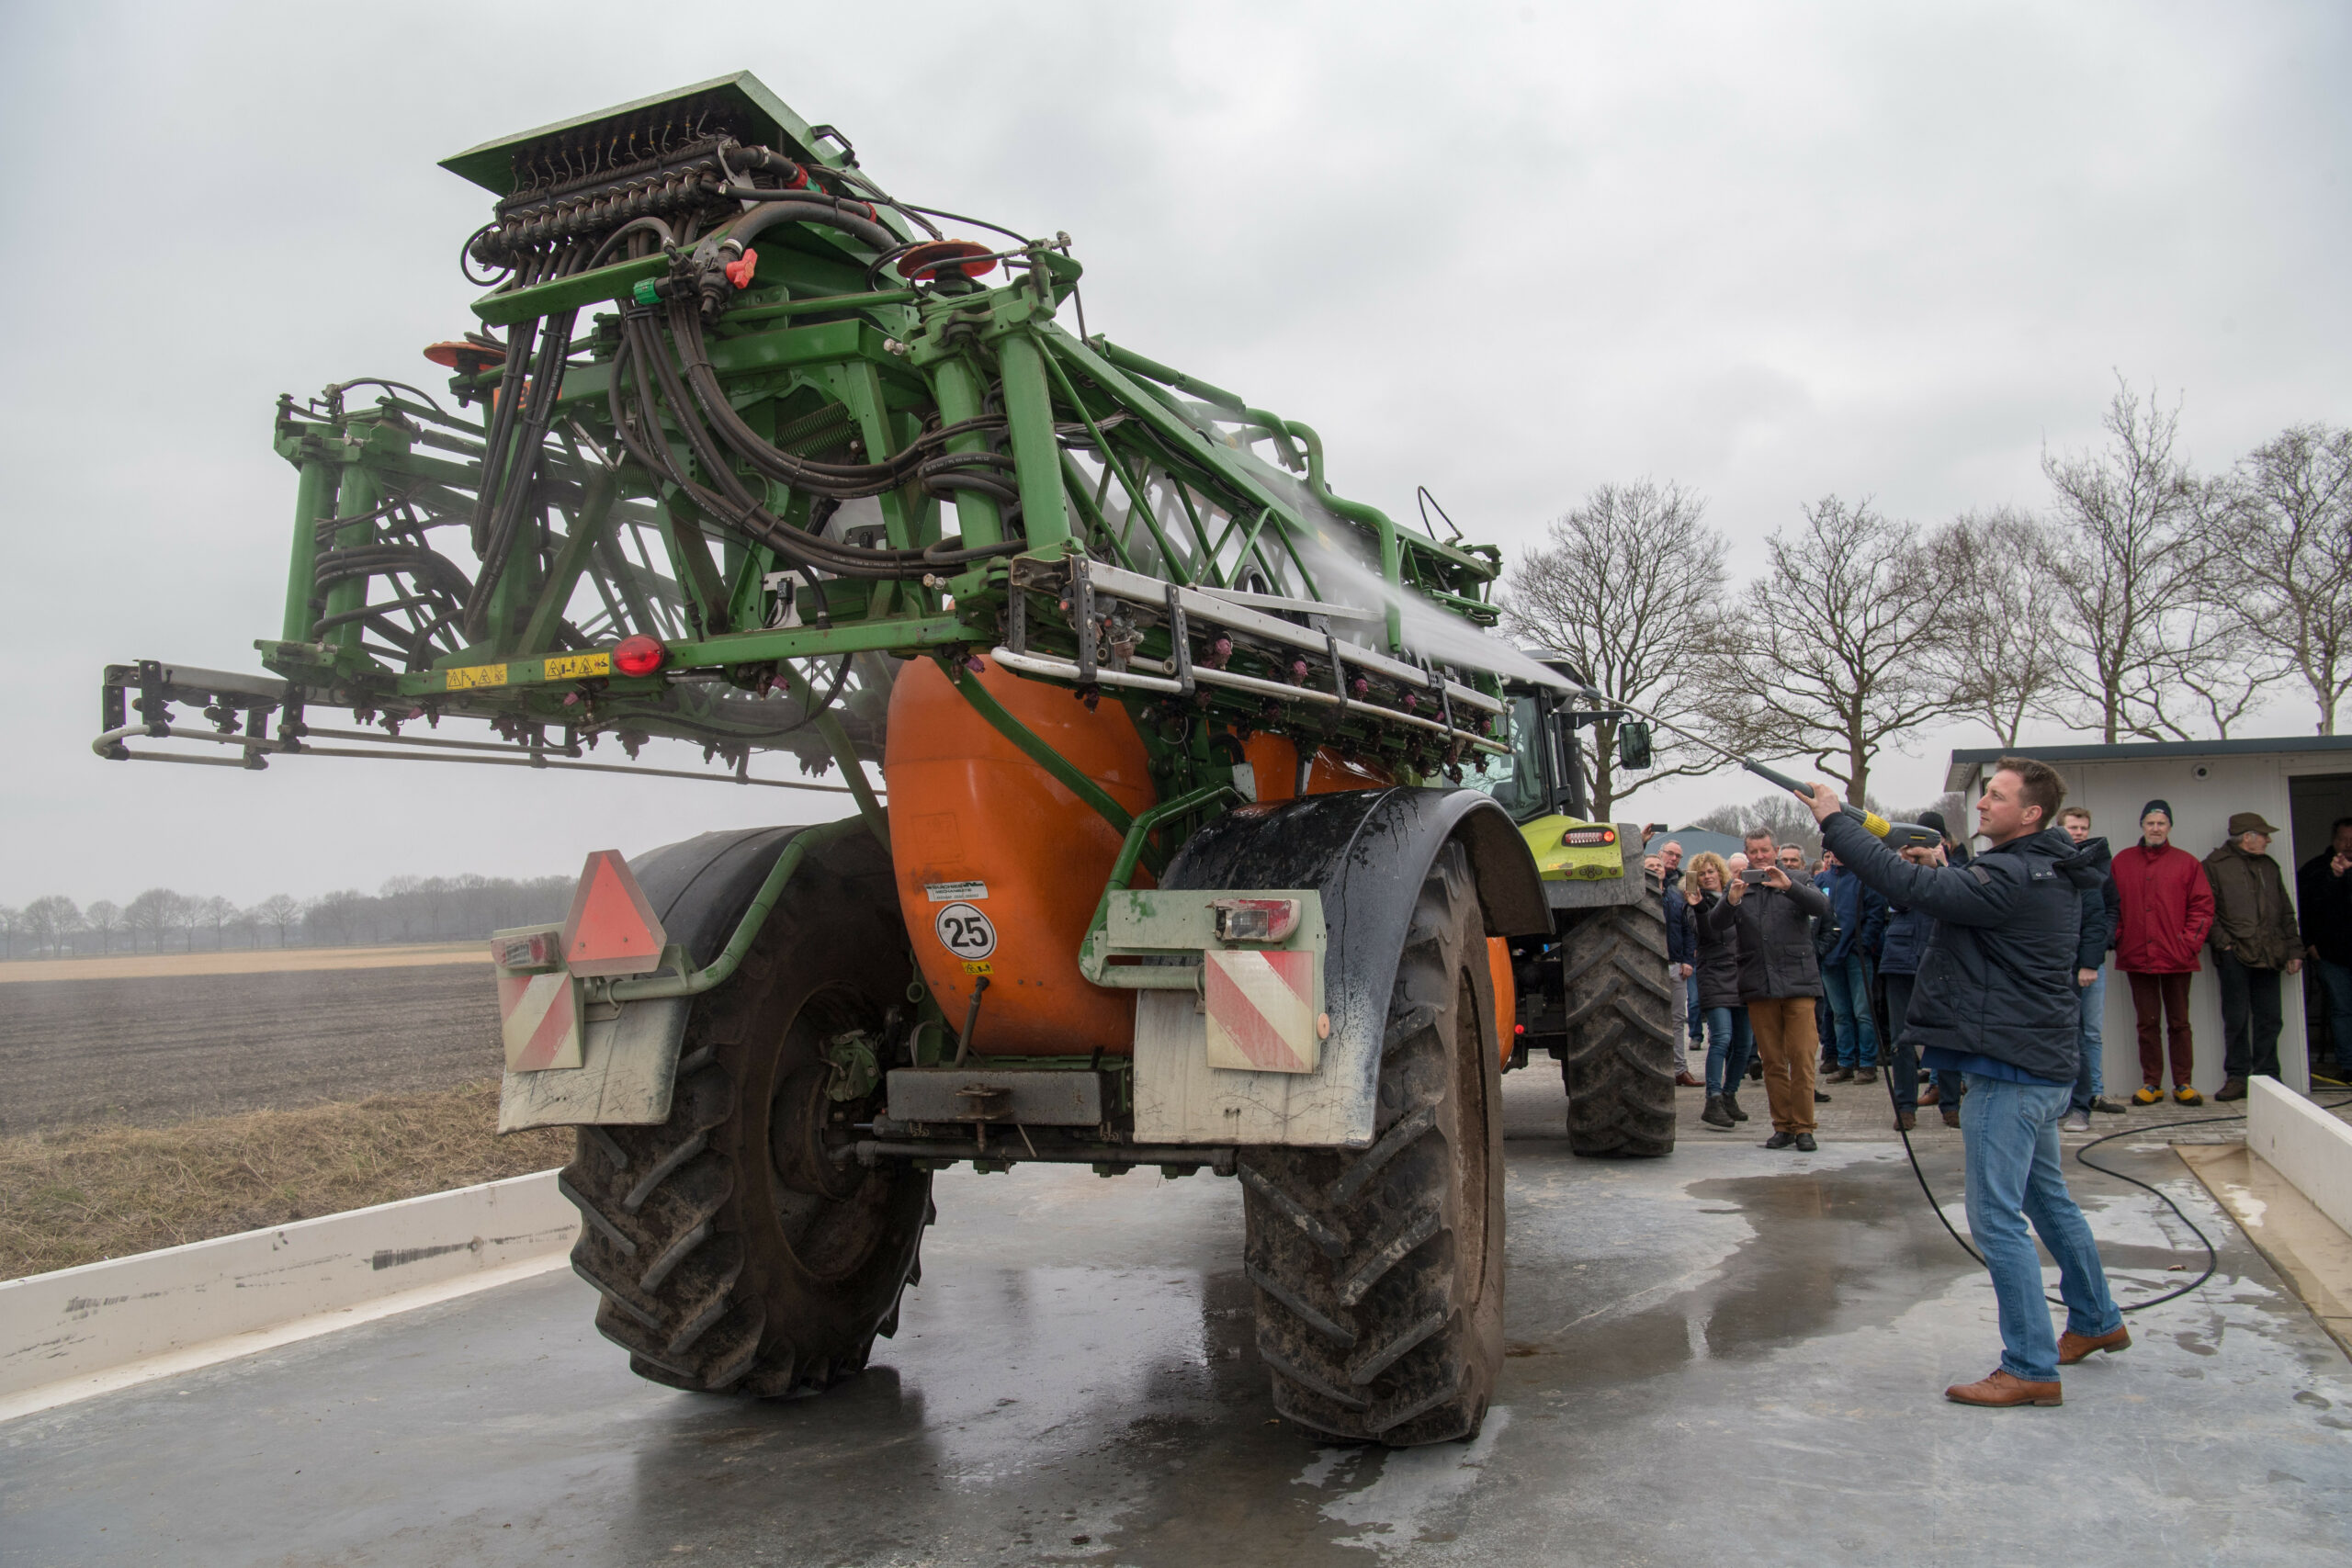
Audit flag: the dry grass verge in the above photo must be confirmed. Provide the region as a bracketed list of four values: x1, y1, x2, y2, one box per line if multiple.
[0, 1080, 570, 1280]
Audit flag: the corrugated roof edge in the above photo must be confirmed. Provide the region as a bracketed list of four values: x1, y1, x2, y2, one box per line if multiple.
[1944, 732, 2352, 792]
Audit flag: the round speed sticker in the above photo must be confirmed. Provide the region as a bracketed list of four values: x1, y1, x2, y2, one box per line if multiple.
[933, 902, 997, 961]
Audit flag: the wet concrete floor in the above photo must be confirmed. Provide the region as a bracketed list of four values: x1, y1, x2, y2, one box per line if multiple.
[5, 1073, 2350, 1565]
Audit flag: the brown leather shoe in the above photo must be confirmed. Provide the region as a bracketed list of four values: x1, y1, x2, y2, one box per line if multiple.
[1894, 1111, 1917, 1132]
[2057, 1325, 2131, 1364]
[1919, 1085, 1942, 1106]
[1675, 1069, 1703, 1089]
[1945, 1369, 2062, 1407]
[1941, 1108, 1962, 1129]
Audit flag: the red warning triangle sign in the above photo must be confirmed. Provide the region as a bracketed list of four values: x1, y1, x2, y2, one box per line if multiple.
[560, 850, 668, 977]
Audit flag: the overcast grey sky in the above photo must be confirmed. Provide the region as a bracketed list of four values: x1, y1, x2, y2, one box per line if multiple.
[4, 1, 2346, 908]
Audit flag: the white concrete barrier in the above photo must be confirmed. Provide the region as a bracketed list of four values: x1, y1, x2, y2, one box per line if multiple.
[2248, 1077, 2352, 1240]
[0, 1169, 572, 1421]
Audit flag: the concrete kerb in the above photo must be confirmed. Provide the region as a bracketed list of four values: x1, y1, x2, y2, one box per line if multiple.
[0, 1168, 571, 1422]
[2250, 1075, 2352, 1236]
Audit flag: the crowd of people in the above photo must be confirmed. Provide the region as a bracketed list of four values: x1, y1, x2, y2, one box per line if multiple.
[1646, 802, 2351, 1138]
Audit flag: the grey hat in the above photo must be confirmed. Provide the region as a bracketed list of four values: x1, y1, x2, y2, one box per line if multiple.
[2227, 811, 2279, 837]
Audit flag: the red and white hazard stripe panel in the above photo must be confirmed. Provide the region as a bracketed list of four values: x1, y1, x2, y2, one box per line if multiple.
[500, 970, 582, 1072]
[1203, 948, 1318, 1074]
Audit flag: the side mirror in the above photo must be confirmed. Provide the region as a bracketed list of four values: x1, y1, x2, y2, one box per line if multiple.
[1617, 721, 1653, 771]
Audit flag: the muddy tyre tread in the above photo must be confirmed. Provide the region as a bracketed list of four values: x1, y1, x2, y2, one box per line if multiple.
[1556, 898, 1678, 1158]
[1242, 844, 1505, 1447]
[557, 829, 928, 1398]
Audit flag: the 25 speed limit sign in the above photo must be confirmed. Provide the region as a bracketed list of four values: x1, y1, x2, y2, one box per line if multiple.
[933, 902, 997, 961]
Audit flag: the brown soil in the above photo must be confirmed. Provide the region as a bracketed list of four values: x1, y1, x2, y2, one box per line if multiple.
[0, 963, 503, 1134]
[0, 1079, 568, 1280]
[0, 942, 489, 984]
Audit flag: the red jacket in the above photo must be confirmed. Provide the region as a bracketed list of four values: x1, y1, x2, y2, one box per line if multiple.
[2111, 840, 2215, 973]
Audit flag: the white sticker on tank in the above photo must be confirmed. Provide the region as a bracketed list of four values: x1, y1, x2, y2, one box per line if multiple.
[924, 880, 989, 902]
[933, 902, 998, 960]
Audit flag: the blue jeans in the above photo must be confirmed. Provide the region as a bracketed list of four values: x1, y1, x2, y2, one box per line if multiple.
[2315, 957, 2352, 1065]
[1822, 953, 1880, 1069]
[1686, 971, 1703, 1042]
[2070, 971, 2107, 1113]
[1961, 1074, 2121, 1383]
[1703, 1005, 1756, 1099]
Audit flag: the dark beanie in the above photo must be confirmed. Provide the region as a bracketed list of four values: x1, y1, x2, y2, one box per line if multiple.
[2141, 799, 2172, 822]
[1917, 809, 1947, 837]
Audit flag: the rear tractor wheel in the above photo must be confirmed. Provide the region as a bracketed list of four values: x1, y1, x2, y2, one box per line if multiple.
[559, 828, 931, 1395]
[1239, 842, 1506, 1445]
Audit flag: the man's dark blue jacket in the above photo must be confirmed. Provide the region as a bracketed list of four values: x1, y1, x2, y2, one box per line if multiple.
[1664, 883, 1696, 967]
[1818, 861, 1889, 965]
[1820, 814, 2108, 1084]
[2073, 835, 2118, 971]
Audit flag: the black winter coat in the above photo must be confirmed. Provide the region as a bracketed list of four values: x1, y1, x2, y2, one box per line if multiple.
[1821, 815, 2106, 1084]
[2073, 835, 2118, 971]
[1689, 890, 1744, 1010]
[1716, 874, 1830, 1001]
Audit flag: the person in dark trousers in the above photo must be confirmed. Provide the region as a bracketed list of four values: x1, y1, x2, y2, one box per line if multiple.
[2112, 801, 2214, 1104]
[1661, 841, 1703, 1088]
[2204, 812, 2304, 1100]
[2298, 818, 2352, 1075]
[1883, 809, 1969, 1129]
[1682, 852, 1754, 1129]
[2058, 807, 2122, 1133]
[1724, 829, 1832, 1151]
[1803, 756, 2123, 1408]
[1818, 847, 1889, 1084]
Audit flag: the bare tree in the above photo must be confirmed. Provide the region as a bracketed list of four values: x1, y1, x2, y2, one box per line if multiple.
[1502, 479, 1729, 818]
[124, 887, 183, 954]
[2215, 423, 2352, 733]
[85, 899, 122, 955]
[1698, 495, 1962, 802]
[202, 895, 238, 952]
[21, 896, 81, 958]
[2037, 379, 2224, 741]
[1931, 507, 2074, 745]
[1688, 794, 1826, 859]
[252, 894, 302, 948]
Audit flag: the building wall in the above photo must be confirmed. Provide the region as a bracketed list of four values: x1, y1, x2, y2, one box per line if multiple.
[1956, 752, 2316, 1095]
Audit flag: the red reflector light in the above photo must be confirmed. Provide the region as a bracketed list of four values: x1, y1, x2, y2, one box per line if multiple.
[1514, 1023, 1526, 1035]
[613, 635, 666, 677]
[1212, 897, 1304, 944]
[1563, 827, 1618, 848]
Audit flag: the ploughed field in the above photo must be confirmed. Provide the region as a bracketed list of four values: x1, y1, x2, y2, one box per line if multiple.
[0, 956, 501, 1134]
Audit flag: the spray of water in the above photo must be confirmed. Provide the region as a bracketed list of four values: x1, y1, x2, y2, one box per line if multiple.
[1233, 451, 1570, 692]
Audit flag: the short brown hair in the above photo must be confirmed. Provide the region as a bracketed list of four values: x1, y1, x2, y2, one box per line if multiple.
[2058, 807, 2092, 827]
[1744, 829, 1775, 850]
[1994, 756, 2064, 830]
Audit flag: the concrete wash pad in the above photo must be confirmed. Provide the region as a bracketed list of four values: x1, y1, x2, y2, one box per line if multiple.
[4, 1074, 2349, 1566]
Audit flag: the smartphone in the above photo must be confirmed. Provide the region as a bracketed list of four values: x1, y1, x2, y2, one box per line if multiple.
[1739, 867, 1773, 884]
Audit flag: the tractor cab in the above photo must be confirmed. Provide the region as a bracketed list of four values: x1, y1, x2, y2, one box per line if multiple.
[1466, 655, 1652, 883]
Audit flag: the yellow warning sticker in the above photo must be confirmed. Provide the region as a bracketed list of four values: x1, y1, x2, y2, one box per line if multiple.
[446, 663, 509, 691]
[962, 961, 993, 976]
[544, 652, 611, 681]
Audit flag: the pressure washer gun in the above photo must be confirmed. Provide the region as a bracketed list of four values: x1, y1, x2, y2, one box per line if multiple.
[1563, 680, 1945, 852]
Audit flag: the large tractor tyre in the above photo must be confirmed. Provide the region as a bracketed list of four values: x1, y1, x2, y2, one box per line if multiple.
[559, 829, 930, 1397]
[1556, 896, 1678, 1158]
[1240, 842, 1506, 1446]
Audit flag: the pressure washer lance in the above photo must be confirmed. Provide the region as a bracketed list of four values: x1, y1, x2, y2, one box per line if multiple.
[1566, 682, 1942, 851]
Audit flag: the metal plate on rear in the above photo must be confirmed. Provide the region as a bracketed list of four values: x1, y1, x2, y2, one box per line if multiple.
[888, 1068, 1107, 1126]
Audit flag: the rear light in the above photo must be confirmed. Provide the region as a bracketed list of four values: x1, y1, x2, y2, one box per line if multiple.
[614, 635, 666, 677]
[1212, 897, 1303, 944]
[1563, 826, 1618, 848]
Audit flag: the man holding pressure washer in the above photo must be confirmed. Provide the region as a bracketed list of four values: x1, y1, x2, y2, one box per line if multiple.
[1799, 757, 2127, 1408]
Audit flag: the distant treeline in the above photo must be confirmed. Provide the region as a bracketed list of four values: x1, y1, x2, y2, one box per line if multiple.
[0, 874, 573, 958]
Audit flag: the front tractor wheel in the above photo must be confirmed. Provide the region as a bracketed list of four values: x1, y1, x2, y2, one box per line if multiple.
[1240, 842, 1506, 1446]
[1555, 897, 1678, 1158]
[559, 828, 930, 1396]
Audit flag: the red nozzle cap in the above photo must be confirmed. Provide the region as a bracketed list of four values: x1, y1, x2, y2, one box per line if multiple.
[723, 249, 759, 290]
[613, 636, 667, 678]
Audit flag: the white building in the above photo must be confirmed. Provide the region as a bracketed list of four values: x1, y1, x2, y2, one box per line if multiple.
[1946, 736, 2352, 1097]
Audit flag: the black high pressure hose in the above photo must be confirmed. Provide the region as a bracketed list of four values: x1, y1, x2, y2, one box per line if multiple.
[1880, 1057, 2352, 1314]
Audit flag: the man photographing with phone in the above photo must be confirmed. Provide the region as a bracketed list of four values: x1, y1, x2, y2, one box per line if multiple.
[1796, 756, 2125, 1408]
